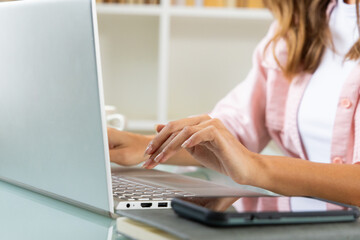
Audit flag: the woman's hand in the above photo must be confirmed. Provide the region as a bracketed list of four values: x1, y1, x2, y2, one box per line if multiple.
[107, 128, 152, 166]
[142, 115, 256, 184]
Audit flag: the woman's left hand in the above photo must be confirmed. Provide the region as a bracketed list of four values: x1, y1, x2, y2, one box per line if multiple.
[143, 114, 256, 185]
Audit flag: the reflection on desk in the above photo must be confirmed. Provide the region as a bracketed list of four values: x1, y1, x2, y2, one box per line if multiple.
[0, 181, 122, 240]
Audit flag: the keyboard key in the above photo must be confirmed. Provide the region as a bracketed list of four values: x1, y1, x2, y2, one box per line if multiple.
[131, 196, 143, 200]
[114, 191, 124, 194]
[123, 194, 134, 197]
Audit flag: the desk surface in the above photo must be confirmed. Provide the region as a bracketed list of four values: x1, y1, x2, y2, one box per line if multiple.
[0, 180, 122, 240]
[120, 207, 360, 240]
[1, 168, 359, 240]
[0, 166, 270, 240]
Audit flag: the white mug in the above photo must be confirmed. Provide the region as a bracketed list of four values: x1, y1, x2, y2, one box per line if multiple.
[104, 105, 126, 131]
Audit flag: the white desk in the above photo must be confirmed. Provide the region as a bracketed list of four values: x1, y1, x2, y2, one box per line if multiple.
[0, 180, 121, 240]
[2, 168, 358, 240]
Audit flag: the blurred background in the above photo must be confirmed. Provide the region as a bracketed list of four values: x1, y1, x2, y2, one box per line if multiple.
[95, 0, 273, 134]
[96, 0, 279, 187]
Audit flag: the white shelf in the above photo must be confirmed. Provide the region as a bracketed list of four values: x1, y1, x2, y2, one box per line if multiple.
[96, 4, 161, 16]
[169, 7, 272, 20]
[96, 4, 272, 20]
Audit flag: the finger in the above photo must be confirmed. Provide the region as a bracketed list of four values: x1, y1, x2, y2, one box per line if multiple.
[145, 131, 180, 169]
[152, 125, 199, 164]
[144, 115, 210, 156]
[181, 126, 219, 149]
[181, 118, 225, 148]
[141, 158, 153, 168]
[141, 132, 179, 169]
[143, 158, 159, 169]
[155, 124, 166, 133]
[151, 118, 224, 164]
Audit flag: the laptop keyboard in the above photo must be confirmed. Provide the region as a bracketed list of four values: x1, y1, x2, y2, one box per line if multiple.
[112, 175, 195, 201]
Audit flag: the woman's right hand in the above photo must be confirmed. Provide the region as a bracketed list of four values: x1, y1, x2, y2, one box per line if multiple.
[107, 128, 152, 166]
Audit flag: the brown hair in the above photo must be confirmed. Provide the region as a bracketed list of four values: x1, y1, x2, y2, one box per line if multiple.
[263, 0, 360, 79]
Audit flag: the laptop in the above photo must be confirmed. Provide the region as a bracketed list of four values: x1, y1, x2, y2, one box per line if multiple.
[0, 0, 262, 217]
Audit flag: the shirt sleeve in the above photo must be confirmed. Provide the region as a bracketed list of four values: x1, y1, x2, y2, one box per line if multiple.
[209, 23, 277, 153]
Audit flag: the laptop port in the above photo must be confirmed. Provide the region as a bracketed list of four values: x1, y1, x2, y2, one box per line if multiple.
[158, 202, 168, 208]
[141, 203, 152, 208]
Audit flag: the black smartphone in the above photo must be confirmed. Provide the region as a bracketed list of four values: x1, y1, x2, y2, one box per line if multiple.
[171, 196, 360, 227]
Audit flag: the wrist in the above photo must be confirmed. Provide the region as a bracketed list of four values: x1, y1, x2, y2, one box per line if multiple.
[129, 132, 152, 145]
[237, 151, 268, 187]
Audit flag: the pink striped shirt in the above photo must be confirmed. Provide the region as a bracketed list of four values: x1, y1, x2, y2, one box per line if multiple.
[210, 0, 359, 210]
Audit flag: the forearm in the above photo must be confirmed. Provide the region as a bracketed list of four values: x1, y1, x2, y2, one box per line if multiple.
[247, 154, 360, 206]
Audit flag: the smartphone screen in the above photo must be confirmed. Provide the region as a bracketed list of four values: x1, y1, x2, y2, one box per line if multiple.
[175, 196, 354, 213]
[172, 196, 359, 226]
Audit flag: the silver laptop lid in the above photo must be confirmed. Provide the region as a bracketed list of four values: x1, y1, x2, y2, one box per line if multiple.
[0, 0, 114, 216]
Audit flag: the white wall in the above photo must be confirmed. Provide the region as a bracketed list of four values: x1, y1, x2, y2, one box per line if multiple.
[97, 11, 272, 133]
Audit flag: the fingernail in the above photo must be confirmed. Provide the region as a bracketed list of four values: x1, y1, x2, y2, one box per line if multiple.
[142, 159, 151, 168]
[144, 144, 153, 155]
[181, 139, 191, 148]
[154, 152, 164, 163]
